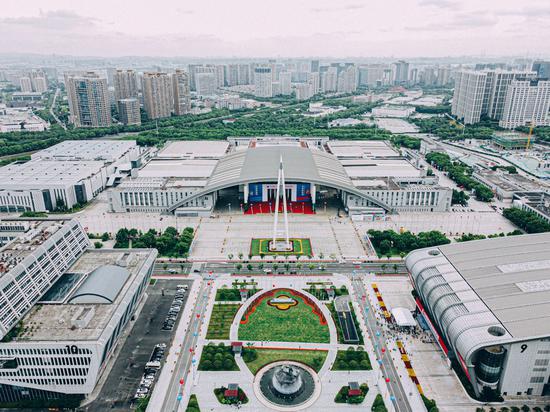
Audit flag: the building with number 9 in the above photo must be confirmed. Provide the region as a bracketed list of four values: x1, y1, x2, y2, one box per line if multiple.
[0, 219, 157, 403]
[406, 232, 550, 397]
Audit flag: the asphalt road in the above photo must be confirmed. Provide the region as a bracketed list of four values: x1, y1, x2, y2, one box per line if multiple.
[82, 279, 192, 412]
[350, 276, 413, 412]
[159, 279, 214, 412]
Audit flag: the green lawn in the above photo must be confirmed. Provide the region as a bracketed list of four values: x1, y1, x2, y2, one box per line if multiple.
[206, 304, 241, 340]
[238, 290, 329, 343]
[243, 348, 327, 375]
[250, 238, 312, 256]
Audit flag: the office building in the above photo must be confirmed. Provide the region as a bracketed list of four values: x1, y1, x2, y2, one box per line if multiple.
[117, 98, 141, 126]
[407, 233, 550, 397]
[452, 69, 536, 124]
[113, 70, 138, 102]
[172, 70, 191, 115]
[65, 72, 111, 128]
[142, 72, 173, 120]
[499, 79, 550, 129]
[0, 219, 156, 402]
[254, 67, 273, 98]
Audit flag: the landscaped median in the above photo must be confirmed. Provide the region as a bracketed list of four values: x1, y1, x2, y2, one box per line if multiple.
[241, 347, 327, 375]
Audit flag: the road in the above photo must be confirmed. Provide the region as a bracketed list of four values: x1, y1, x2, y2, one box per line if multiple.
[49, 87, 67, 130]
[350, 276, 413, 412]
[153, 261, 408, 276]
[159, 279, 213, 412]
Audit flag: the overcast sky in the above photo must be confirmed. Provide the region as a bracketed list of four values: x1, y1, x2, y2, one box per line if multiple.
[1, 0, 550, 58]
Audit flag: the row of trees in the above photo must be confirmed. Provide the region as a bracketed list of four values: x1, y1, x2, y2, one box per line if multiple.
[412, 116, 497, 140]
[114, 226, 194, 257]
[368, 229, 450, 256]
[457, 231, 523, 242]
[391, 135, 421, 150]
[503, 208, 550, 233]
[426, 152, 494, 201]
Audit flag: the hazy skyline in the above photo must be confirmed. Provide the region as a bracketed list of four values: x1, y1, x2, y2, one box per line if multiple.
[2, 0, 550, 58]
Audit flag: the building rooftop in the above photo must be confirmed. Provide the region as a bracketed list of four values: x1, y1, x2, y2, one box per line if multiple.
[341, 159, 422, 179]
[0, 220, 69, 277]
[31, 140, 137, 162]
[157, 141, 229, 159]
[327, 140, 399, 159]
[17, 249, 155, 342]
[436, 233, 550, 339]
[0, 160, 105, 188]
[139, 159, 218, 179]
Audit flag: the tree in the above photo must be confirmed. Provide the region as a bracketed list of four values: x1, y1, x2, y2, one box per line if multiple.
[228, 253, 234, 260]
[93, 241, 103, 249]
[247, 263, 253, 271]
[379, 239, 391, 255]
[235, 263, 242, 272]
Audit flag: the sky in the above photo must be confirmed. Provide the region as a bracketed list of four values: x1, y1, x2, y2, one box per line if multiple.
[1, 0, 550, 58]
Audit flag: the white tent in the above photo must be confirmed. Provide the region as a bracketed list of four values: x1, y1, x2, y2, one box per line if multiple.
[391, 307, 417, 327]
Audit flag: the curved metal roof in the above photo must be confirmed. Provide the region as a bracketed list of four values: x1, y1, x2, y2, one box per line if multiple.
[167, 146, 392, 212]
[68, 264, 130, 304]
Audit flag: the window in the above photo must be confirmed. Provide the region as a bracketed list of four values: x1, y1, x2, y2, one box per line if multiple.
[535, 359, 549, 366]
[530, 376, 544, 383]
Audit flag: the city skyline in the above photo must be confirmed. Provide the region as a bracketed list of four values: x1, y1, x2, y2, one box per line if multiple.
[1, 0, 550, 58]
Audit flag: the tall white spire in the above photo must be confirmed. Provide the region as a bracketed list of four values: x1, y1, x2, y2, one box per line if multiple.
[271, 155, 291, 251]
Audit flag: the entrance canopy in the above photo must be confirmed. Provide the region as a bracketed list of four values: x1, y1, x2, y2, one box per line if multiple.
[168, 146, 392, 213]
[391, 307, 417, 327]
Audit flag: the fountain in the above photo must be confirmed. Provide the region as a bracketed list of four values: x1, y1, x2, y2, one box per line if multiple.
[256, 361, 319, 409]
[272, 365, 304, 398]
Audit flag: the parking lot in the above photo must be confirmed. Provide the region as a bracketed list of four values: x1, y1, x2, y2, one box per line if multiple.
[82, 278, 193, 411]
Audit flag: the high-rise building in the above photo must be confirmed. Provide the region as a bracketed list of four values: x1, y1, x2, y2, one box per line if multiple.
[226, 64, 239, 86]
[215, 65, 225, 88]
[32, 76, 48, 93]
[279, 72, 292, 95]
[142, 72, 173, 120]
[421, 67, 436, 85]
[19, 77, 33, 93]
[393, 60, 409, 85]
[195, 72, 217, 96]
[117, 98, 141, 125]
[238, 64, 250, 85]
[65, 72, 111, 127]
[452, 69, 536, 124]
[310, 60, 320, 73]
[308, 72, 320, 95]
[436, 67, 451, 86]
[295, 83, 313, 101]
[320, 66, 338, 92]
[337, 65, 357, 94]
[113, 70, 138, 102]
[532, 61, 550, 79]
[409, 68, 419, 85]
[254, 67, 272, 98]
[499, 79, 550, 129]
[172, 70, 191, 115]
